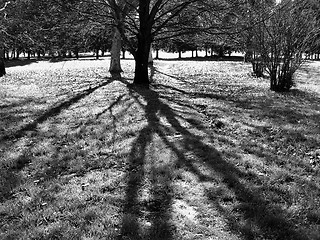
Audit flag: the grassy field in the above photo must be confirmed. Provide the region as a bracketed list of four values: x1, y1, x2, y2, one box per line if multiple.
[0, 57, 320, 240]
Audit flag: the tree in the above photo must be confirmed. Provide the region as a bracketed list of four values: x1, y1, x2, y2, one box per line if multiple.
[109, 27, 122, 77]
[162, 36, 197, 59]
[107, 0, 136, 78]
[3, 0, 98, 60]
[100, 0, 233, 87]
[251, 0, 318, 91]
[0, 1, 10, 77]
[303, 0, 320, 60]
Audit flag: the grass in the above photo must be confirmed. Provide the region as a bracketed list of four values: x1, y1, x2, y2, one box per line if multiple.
[0, 57, 320, 240]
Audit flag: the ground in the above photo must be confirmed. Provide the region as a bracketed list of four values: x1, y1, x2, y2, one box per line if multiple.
[0, 57, 320, 240]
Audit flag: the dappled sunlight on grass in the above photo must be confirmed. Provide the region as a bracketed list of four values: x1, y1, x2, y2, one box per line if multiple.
[0, 59, 320, 239]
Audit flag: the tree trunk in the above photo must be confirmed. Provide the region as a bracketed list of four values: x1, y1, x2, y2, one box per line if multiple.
[244, 50, 253, 62]
[74, 49, 79, 59]
[133, 35, 151, 87]
[0, 48, 6, 77]
[131, 1, 156, 87]
[109, 28, 123, 79]
[252, 61, 264, 77]
[218, 47, 224, 58]
[148, 48, 153, 65]
[95, 48, 99, 59]
[122, 49, 126, 59]
[0, 59, 5, 77]
[270, 72, 277, 91]
[11, 49, 15, 59]
[155, 49, 159, 59]
[269, 64, 293, 92]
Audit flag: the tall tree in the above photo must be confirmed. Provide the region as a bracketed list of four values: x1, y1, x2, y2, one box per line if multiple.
[109, 27, 122, 77]
[99, 0, 233, 87]
[107, 0, 137, 78]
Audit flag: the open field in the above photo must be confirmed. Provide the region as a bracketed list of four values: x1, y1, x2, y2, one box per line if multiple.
[1, 58, 320, 240]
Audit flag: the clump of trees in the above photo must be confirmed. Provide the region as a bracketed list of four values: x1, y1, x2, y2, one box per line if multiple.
[243, 0, 319, 91]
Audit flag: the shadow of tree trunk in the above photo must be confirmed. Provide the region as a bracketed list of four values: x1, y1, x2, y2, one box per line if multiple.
[120, 87, 173, 240]
[119, 73, 307, 239]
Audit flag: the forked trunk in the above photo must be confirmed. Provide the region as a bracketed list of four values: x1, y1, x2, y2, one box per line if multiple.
[269, 65, 293, 92]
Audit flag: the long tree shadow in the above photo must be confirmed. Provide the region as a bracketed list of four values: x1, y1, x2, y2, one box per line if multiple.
[120, 78, 308, 239]
[120, 85, 174, 240]
[1, 78, 115, 142]
[0, 78, 116, 203]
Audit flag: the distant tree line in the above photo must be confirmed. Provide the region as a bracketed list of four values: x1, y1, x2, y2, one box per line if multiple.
[0, 0, 112, 60]
[0, 1, 250, 60]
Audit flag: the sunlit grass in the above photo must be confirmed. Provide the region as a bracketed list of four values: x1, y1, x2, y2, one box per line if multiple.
[0, 58, 320, 239]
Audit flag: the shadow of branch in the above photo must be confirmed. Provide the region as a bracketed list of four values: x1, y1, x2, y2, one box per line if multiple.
[1, 78, 115, 142]
[121, 77, 307, 239]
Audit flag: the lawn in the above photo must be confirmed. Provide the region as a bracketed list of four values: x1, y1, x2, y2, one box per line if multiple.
[0, 57, 320, 240]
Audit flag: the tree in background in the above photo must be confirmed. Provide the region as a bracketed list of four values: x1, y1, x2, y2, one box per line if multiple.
[251, 0, 319, 91]
[0, 1, 11, 76]
[107, 0, 138, 78]
[161, 36, 197, 59]
[303, 0, 320, 60]
[2, 0, 96, 60]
